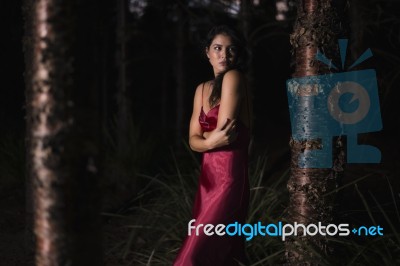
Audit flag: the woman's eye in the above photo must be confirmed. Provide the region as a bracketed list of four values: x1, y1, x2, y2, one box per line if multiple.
[229, 47, 237, 53]
[214, 46, 221, 51]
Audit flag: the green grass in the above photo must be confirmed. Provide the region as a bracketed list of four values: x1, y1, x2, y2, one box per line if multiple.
[102, 146, 400, 266]
[101, 117, 162, 211]
[102, 145, 288, 265]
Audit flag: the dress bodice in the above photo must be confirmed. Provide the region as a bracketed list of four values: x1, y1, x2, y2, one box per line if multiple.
[174, 103, 250, 266]
[199, 105, 220, 132]
[199, 104, 250, 151]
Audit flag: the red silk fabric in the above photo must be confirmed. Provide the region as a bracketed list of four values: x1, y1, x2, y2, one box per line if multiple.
[174, 105, 250, 266]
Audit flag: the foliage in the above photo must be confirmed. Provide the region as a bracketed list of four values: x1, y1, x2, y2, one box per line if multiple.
[102, 146, 400, 266]
[101, 117, 162, 212]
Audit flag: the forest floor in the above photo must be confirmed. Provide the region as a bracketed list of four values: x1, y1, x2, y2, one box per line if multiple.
[1, 132, 399, 265]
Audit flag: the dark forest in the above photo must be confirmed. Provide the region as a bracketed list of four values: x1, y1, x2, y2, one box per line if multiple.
[1, 0, 400, 265]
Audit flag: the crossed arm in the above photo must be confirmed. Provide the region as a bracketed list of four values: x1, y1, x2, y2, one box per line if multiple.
[188, 70, 244, 152]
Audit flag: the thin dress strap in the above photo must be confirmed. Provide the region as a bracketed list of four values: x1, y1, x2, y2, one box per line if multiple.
[201, 82, 205, 108]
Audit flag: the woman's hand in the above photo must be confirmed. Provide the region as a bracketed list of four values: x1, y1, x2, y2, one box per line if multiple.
[204, 118, 238, 150]
[202, 131, 211, 139]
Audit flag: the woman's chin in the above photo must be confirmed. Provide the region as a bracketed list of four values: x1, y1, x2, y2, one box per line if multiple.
[215, 67, 227, 75]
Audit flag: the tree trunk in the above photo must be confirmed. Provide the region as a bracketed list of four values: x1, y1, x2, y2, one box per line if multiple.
[240, 0, 251, 40]
[116, 0, 131, 156]
[349, 0, 364, 61]
[285, 0, 344, 264]
[240, 0, 254, 137]
[175, 5, 186, 148]
[24, 0, 102, 264]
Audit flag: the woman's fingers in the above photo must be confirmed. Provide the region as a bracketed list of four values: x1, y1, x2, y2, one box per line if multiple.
[221, 118, 236, 132]
[226, 123, 236, 135]
[229, 131, 238, 142]
[220, 118, 232, 131]
[223, 119, 238, 144]
[211, 118, 238, 146]
[225, 121, 237, 138]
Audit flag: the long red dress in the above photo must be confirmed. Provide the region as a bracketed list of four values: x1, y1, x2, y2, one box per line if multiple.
[174, 103, 250, 266]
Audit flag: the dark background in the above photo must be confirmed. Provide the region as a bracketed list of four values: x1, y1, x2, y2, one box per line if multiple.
[1, 0, 400, 265]
[2, 0, 399, 153]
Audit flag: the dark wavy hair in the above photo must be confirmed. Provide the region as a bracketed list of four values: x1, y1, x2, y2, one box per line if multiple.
[205, 25, 248, 107]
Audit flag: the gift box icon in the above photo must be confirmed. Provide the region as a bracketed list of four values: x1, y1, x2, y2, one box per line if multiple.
[286, 40, 382, 168]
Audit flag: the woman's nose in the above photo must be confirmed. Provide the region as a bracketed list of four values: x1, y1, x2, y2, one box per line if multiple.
[222, 49, 231, 59]
[221, 49, 227, 59]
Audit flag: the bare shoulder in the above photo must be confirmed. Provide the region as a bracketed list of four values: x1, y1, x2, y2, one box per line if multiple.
[225, 69, 244, 78]
[193, 81, 210, 104]
[223, 70, 244, 84]
[194, 83, 202, 95]
[193, 82, 203, 99]
[222, 70, 245, 91]
[195, 80, 212, 93]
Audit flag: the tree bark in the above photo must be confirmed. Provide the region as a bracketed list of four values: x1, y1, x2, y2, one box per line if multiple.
[24, 0, 103, 264]
[285, 0, 344, 264]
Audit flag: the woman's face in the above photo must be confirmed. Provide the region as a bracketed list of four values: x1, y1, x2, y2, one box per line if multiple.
[206, 34, 237, 76]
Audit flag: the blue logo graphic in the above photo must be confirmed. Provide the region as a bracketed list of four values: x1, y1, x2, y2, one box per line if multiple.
[287, 39, 382, 168]
[352, 225, 384, 236]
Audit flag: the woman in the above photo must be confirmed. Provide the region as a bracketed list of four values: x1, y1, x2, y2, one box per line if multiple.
[174, 25, 251, 266]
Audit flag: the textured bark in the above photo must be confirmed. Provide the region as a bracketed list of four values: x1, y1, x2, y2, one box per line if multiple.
[28, 1, 74, 264]
[24, 0, 102, 265]
[285, 0, 345, 264]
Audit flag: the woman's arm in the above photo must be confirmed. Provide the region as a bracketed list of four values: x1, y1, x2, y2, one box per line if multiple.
[189, 83, 237, 152]
[216, 70, 243, 128]
[202, 70, 244, 141]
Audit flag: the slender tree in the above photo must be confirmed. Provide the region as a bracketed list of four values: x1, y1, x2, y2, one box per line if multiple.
[349, 0, 364, 61]
[286, 0, 344, 264]
[240, 0, 252, 40]
[240, 0, 254, 124]
[24, 0, 102, 264]
[116, 0, 132, 156]
[175, 1, 187, 148]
